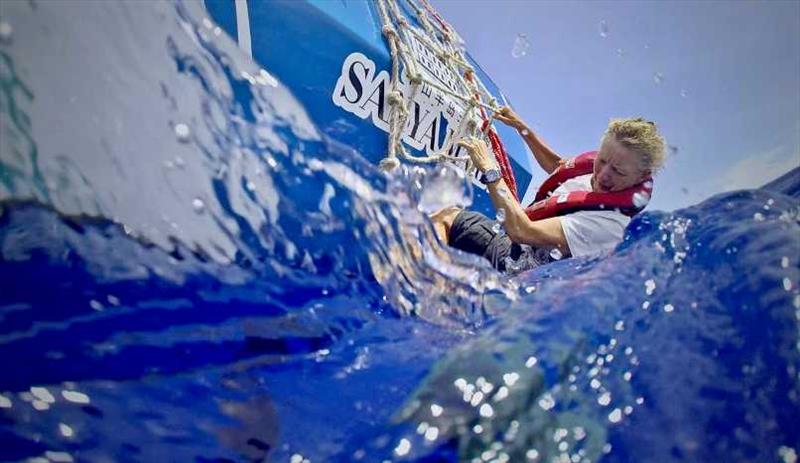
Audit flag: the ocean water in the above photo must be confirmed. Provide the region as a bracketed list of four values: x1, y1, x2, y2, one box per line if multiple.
[1, 1, 799, 462]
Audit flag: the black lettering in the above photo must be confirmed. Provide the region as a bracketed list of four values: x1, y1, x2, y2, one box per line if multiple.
[426, 117, 439, 151]
[408, 102, 431, 139]
[341, 60, 368, 104]
[359, 78, 386, 121]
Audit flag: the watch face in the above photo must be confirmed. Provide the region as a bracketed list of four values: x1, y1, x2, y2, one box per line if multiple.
[483, 169, 501, 184]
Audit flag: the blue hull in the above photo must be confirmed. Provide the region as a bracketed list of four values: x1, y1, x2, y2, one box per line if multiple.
[204, 0, 537, 214]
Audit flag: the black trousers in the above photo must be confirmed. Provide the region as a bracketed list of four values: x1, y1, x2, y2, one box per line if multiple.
[448, 210, 524, 272]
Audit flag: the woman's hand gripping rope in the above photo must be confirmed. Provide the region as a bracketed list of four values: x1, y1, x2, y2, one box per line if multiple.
[492, 106, 526, 131]
[457, 137, 497, 173]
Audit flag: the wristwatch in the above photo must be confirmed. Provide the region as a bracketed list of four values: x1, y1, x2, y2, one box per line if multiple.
[480, 168, 502, 185]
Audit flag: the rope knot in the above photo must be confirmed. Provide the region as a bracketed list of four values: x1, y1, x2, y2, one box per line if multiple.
[382, 25, 396, 37]
[387, 90, 403, 106]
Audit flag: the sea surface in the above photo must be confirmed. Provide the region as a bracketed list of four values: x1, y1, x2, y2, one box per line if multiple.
[1, 1, 798, 462]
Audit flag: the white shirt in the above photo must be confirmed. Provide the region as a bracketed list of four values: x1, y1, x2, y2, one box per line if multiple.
[554, 174, 630, 257]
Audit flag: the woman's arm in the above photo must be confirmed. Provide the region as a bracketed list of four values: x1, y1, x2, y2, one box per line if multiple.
[493, 106, 562, 174]
[459, 138, 571, 254]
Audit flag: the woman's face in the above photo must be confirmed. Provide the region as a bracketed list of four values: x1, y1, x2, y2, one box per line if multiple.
[592, 138, 649, 192]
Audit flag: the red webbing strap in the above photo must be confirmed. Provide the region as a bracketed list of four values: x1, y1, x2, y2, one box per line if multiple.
[482, 120, 520, 202]
[420, 0, 451, 33]
[463, 73, 520, 202]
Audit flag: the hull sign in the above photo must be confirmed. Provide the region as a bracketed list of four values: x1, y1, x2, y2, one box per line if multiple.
[332, 51, 473, 159]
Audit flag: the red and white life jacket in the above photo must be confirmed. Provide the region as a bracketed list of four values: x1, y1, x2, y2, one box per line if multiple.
[524, 151, 653, 221]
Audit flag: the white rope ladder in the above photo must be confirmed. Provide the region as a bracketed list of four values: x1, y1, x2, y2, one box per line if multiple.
[374, 0, 504, 173]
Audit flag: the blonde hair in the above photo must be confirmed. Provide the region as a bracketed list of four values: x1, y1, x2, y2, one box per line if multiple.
[603, 117, 667, 174]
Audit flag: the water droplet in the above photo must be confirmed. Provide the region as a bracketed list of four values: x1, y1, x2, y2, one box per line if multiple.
[59, 423, 74, 438]
[30, 387, 55, 404]
[783, 278, 793, 291]
[616, 48, 624, 58]
[549, 247, 563, 260]
[174, 123, 191, 143]
[538, 393, 555, 410]
[614, 320, 625, 331]
[511, 33, 530, 58]
[479, 403, 494, 417]
[491, 223, 504, 235]
[781, 256, 790, 268]
[174, 156, 186, 168]
[521, 129, 530, 136]
[779, 446, 798, 463]
[680, 88, 689, 98]
[597, 392, 611, 406]
[192, 198, 206, 213]
[753, 212, 765, 221]
[424, 426, 439, 441]
[608, 408, 622, 423]
[653, 72, 664, 85]
[394, 438, 411, 456]
[0, 395, 11, 408]
[642, 301, 651, 310]
[45, 451, 74, 463]
[526, 449, 540, 461]
[525, 356, 538, 367]
[503, 372, 520, 387]
[61, 391, 89, 404]
[0, 21, 13, 44]
[32, 400, 49, 411]
[599, 20, 609, 38]
[644, 279, 656, 295]
[624, 347, 633, 355]
[430, 403, 443, 417]
[664, 303, 674, 313]
[89, 299, 104, 311]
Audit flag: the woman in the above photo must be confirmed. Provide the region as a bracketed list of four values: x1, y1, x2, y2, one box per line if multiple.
[431, 108, 667, 272]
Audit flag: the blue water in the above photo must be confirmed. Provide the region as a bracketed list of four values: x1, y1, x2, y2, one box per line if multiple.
[1, 1, 799, 462]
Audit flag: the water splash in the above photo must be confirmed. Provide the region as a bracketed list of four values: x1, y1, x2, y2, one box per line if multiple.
[414, 164, 473, 214]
